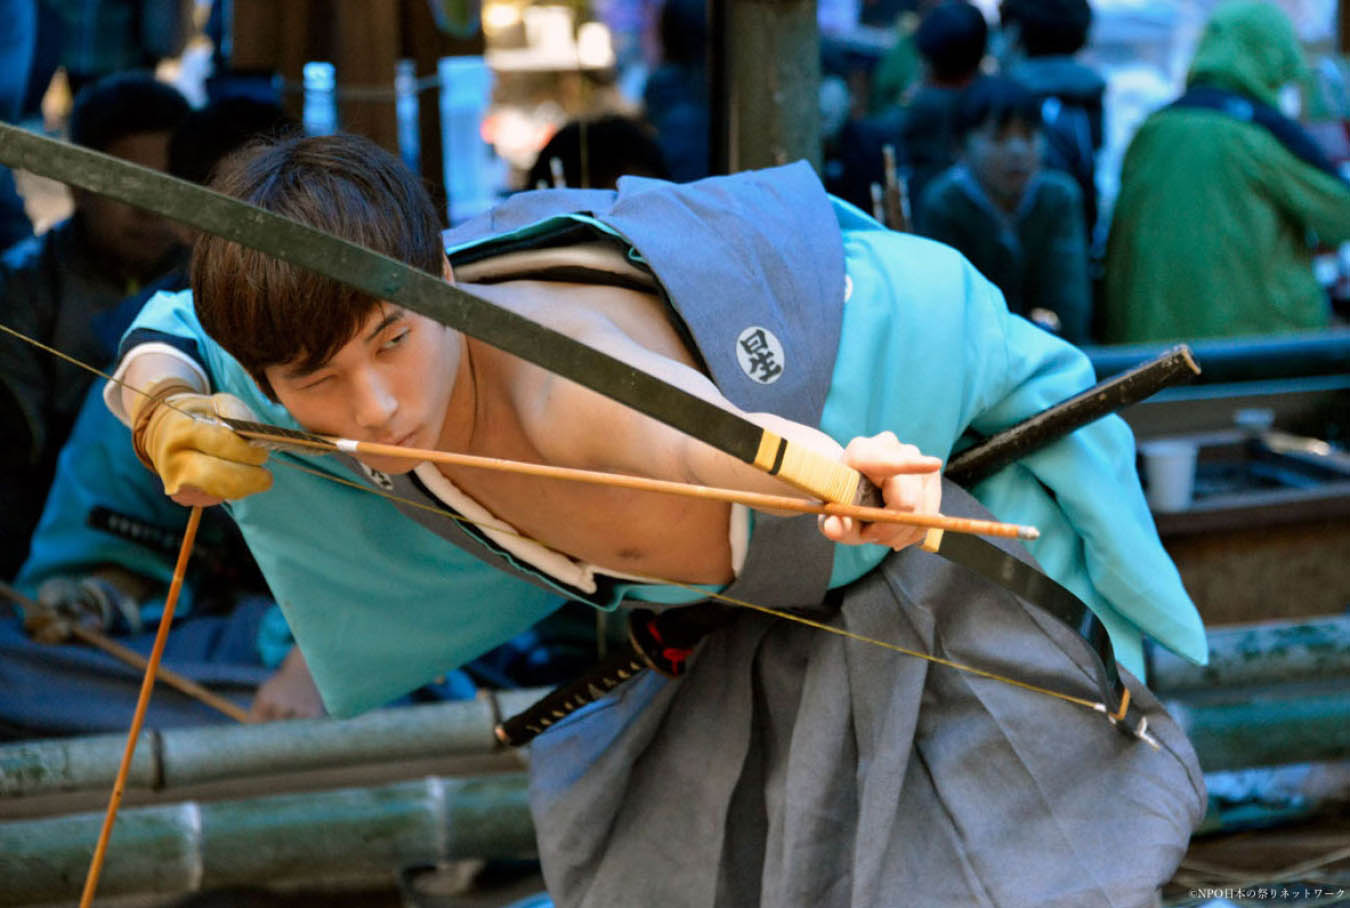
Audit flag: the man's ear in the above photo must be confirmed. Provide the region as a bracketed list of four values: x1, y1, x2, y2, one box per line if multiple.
[441, 253, 453, 283]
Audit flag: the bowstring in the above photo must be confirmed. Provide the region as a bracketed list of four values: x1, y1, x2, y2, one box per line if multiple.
[274, 459, 1106, 713]
[0, 319, 1112, 717]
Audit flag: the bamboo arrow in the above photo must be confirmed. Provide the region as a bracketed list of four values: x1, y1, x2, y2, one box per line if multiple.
[80, 506, 202, 907]
[223, 418, 1038, 541]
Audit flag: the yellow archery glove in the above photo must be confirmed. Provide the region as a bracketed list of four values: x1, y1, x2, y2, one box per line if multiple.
[130, 379, 273, 500]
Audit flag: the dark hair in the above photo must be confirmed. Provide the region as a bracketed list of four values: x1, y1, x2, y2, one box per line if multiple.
[169, 98, 296, 185]
[191, 133, 445, 398]
[999, 0, 1093, 56]
[525, 115, 669, 190]
[68, 71, 190, 152]
[954, 75, 1042, 140]
[659, 0, 707, 65]
[915, 2, 989, 83]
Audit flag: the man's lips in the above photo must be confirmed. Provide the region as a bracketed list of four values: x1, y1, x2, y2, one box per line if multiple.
[390, 429, 418, 448]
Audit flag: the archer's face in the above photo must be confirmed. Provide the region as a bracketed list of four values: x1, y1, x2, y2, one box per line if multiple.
[264, 305, 462, 475]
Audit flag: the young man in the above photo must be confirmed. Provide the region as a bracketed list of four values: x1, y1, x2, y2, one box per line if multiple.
[109, 133, 1206, 906]
[917, 75, 1092, 344]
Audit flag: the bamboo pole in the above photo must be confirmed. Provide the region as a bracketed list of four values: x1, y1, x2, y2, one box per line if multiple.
[0, 692, 538, 800]
[0, 774, 534, 906]
[1148, 615, 1350, 695]
[7, 616, 1350, 802]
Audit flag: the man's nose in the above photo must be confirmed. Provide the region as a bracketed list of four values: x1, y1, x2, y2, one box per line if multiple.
[1004, 137, 1031, 157]
[351, 369, 398, 430]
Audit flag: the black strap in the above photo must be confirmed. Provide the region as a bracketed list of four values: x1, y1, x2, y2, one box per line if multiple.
[1169, 85, 1343, 179]
[495, 606, 735, 746]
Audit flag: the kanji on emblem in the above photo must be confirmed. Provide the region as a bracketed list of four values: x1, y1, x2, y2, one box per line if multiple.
[738, 327, 783, 383]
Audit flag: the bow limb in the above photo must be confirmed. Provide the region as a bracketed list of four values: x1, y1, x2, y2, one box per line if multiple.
[79, 506, 202, 907]
[0, 123, 869, 508]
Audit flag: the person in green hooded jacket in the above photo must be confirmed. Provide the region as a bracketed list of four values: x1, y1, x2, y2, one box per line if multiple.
[1102, 0, 1350, 343]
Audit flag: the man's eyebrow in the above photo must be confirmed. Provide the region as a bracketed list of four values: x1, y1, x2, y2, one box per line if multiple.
[281, 360, 323, 381]
[281, 310, 406, 382]
[364, 309, 405, 341]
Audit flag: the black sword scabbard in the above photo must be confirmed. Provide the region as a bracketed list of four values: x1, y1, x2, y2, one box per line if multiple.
[495, 605, 735, 747]
[494, 645, 650, 747]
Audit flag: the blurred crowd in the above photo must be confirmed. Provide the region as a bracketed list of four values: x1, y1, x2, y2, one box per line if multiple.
[1, 0, 1348, 741]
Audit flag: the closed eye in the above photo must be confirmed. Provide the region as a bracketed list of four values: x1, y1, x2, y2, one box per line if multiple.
[381, 328, 410, 351]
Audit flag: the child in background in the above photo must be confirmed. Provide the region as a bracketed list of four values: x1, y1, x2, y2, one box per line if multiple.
[917, 75, 1091, 344]
[999, 0, 1104, 242]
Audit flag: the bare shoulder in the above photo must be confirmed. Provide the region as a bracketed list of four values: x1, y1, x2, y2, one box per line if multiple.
[457, 278, 708, 472]
[460, 278, 695, 364]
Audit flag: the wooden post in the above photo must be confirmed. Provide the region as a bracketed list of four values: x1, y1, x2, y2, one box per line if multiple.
[715, 0, 821, 173]
[225, 0, 485, 218]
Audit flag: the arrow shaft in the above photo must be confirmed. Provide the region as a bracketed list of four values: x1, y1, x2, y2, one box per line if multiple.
[230, 422, 1037, 540]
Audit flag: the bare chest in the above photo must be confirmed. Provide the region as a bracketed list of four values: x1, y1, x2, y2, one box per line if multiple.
[439, 461, 733, 585]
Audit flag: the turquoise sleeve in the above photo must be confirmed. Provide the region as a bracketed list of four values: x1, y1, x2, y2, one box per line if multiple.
[818, 210, 1206, 676]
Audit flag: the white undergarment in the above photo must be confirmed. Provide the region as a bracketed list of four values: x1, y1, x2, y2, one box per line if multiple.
[412, 462, 748, 594]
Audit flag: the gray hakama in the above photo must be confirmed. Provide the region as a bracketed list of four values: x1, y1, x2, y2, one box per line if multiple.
[527, 486, 1204, 907]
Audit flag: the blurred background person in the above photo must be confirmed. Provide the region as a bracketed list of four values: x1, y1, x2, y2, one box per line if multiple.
[42, 0, 192, 96]
[828, 0, 986, 216]
[0, 70, 189, 580]
[899, 0, 988, 209]
[1101, 0, 1350, 344]
[999, 0, 1103, 246]
[525, 113, 669, 190]
[641, 0, 708, 182]
[0, 93, 319, 737]
[917, 74, 1090, 343]
[1, 378, 308, 737]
